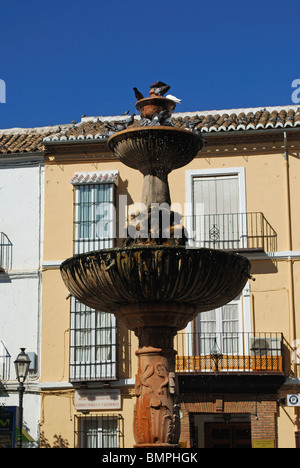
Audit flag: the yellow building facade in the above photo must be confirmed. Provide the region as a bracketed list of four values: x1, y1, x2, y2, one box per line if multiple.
[39, 106, 300, 448]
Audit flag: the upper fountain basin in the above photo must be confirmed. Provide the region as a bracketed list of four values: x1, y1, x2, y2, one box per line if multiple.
[135, 96, 176, 120]
[60, 246, 251, 331]
[107, 126, 202, 175]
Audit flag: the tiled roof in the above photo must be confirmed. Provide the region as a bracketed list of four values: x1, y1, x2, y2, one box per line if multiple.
[1, 105, 300, 155]
[42, 105, 300, 143]
[0, 124, 70, 155]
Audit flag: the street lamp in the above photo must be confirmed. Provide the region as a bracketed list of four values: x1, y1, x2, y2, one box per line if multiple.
[14, 348, 31, 448]
[210, 338, 223, 372]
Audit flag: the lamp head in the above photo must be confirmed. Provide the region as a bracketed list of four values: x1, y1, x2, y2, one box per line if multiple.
[14, 348, 31, 383]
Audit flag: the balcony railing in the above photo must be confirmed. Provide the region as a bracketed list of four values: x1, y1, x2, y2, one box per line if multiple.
[175, 332, 283, 373]
[0, 340, 11, 381]
[184, 212, 277, 253]
[0, 232, 12, 272]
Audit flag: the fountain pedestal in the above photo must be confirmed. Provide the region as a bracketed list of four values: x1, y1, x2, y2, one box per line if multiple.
[134, 325, 180, 447]
[118, 302, 195, 447]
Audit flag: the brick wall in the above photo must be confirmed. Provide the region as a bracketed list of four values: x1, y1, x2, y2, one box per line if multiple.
[179, 393, 278, 448]
[251, 398, 278, 446]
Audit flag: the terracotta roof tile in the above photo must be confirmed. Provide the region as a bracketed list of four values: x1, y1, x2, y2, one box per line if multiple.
[1, 105, 300, 155]
[39, 105, 300, 143]
[0, 125, 70, 155]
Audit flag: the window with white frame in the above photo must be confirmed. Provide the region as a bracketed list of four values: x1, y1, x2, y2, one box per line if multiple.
[75, 414, 123, 448]
[70, 298, 117, 381]
[185, 169, 252, 356]
[72, 172, 118, 253]
[0, 232, 12, 272]
[185, 168, 247, 249]
[70, 171, 118, 382]
[194, 297, 242, 355]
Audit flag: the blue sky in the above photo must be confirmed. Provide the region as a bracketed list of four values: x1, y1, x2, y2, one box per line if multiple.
[0, 0, 299, 129]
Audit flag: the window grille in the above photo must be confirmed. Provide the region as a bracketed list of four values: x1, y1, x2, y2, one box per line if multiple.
[74, 414, 124, 448]
[70, 298, 117, 381]
[73, 182, 116, 254]
[70, 176, 118, 382]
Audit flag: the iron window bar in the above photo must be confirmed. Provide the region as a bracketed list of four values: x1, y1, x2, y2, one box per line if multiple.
[71, 183, 118, 383]
[0, 340, 11, 381]
[74, 414, 124, 448]
[73, 183, 117, 255]
[70, 298, 118, 382]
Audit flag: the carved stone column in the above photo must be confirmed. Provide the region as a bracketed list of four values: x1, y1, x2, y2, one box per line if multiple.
[133, 326, 180, 448]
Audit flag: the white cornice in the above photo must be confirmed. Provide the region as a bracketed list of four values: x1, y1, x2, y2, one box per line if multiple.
[40, 378, 135, 390]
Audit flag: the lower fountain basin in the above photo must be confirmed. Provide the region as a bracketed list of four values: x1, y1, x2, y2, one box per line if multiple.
[60, 246, 251, 331]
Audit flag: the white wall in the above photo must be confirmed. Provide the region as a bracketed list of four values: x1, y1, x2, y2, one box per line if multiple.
[0, 160, 44, 447]
[0, 164, 43, 271]
[0, 275, 40, 375]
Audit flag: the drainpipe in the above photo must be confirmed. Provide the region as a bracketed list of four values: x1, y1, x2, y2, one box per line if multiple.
[284, 131, 293, 251]
[284, 132, 297, 376]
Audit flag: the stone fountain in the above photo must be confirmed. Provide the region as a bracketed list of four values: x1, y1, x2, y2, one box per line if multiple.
[60, 82, 251, 448]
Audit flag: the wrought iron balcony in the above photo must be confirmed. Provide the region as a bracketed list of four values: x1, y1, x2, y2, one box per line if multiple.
[0, 232, 12, 272]
[0, 340, 11, 381]
[175, 332, 283, 374]
[184, 212, 277, 253]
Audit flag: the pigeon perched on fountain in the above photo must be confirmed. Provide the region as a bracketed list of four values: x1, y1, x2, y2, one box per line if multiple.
[150, 81, 171, 97]
[140, 110, 174, 127]
[192, 126, 207, 145]
[103, 122, 117, 137]
[182, 115, 207, 144]
[166, 94, 181, 103]
[117, 113, 135, 129]
[104, 113, 136, 137]
[151, 110, 171, 126]
[183, 115, 202, 130]
[133, 87, 144, 101]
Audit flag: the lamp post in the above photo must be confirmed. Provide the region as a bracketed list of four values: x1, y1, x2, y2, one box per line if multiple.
[14, 348, 31, 448]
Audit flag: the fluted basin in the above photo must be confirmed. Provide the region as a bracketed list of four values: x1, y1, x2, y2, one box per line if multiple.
[60, 246, 251, 331]
[107, 127, 202, 175]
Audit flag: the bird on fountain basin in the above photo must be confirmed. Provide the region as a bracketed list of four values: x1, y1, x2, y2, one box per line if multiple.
[149, 81, 171, 97]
